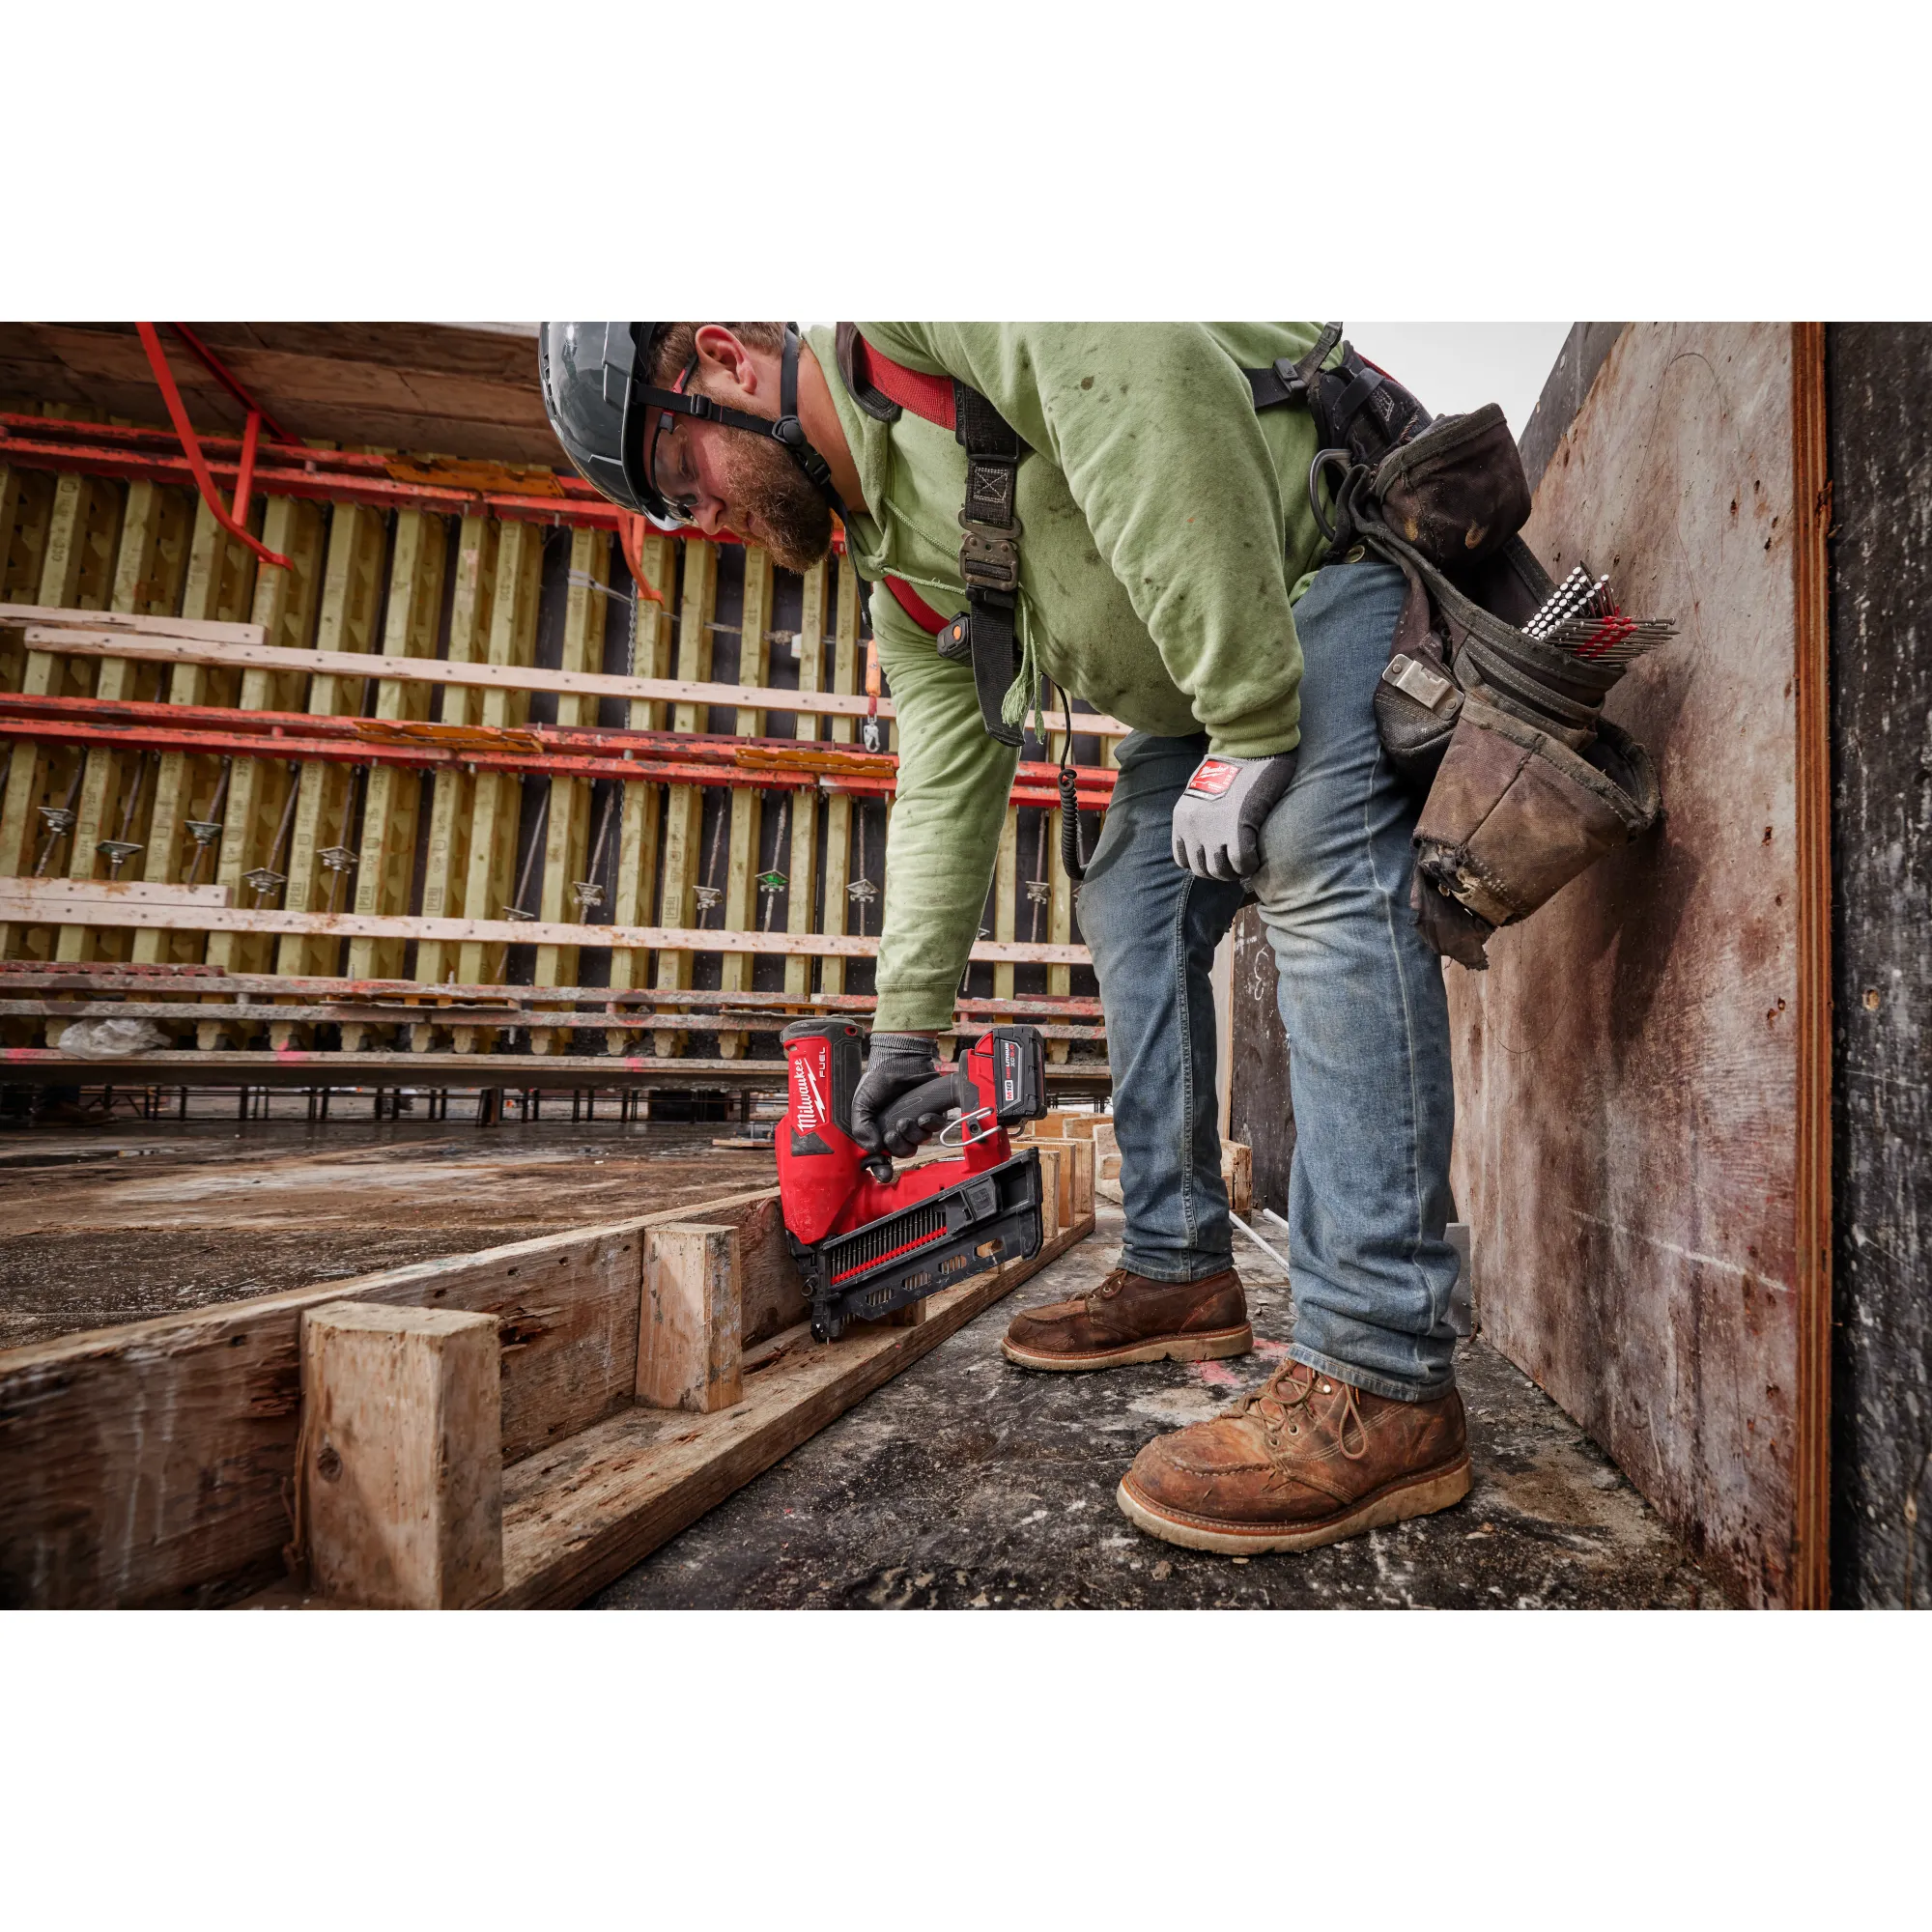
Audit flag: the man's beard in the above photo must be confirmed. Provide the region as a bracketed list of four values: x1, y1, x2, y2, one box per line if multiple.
[716, 431, 834, 573]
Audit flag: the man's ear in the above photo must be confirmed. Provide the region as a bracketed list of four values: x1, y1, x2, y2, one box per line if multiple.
[692, 325, 762, 407]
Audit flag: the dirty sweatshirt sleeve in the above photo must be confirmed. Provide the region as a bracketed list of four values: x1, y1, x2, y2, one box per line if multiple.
[869, 595, 1021, 1035]
[864, 322, 1304, 758]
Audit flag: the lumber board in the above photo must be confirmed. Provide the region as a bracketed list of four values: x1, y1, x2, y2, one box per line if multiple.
[0, 599, 265, 644]
[0, 1186, 789, 1608]
[487, 1211, 1095, 1609]
[719, 545, 773, 1053]
[19, 622, 1132, 736]
[0, 891, 1094, 964]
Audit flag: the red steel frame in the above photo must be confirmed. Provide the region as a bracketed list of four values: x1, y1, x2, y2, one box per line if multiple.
[0, 690, 1120, 810]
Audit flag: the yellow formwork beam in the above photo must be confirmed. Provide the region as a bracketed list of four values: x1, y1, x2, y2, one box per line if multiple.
[782, 556, 828, 1001]
[653, 536, 718, 1051]
[202, 496, 326, 1000]
[415, 514, 497, 992]
[54, 481, 192, 962]
[532, 526, 611, 1002]
[130, 497, 262, 966]
[718, 543, 772, 1058]
[348, 509, 450, 987]
[456, 517, 542, 986]
[606, 528, 675, 1051]
[0, 473, 123, 960]
[817, 556, 864, 995]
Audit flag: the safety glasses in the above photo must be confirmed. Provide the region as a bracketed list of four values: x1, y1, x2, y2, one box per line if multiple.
[644, 355, 701, 525]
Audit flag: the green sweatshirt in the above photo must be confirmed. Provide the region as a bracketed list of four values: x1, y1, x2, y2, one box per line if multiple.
[810, 323, 1337, 1033]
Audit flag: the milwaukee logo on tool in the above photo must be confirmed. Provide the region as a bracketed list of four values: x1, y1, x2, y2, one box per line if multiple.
[792, 1047, 827, 1135]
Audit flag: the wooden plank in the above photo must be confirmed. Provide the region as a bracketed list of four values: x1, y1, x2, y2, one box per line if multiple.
[993, 804, 1019, 1001]
[0, 1188, 787, 1608]
[489, 1211, 1095, 1609]
[298, 1304, 503, 1609]
[2, 877, 232, 907]
[348, 509, 448, 984]
[1443, 323, 1823, 1609]
[0, 600, 265, 645]
[819, 558, 862, 998]
[20, 620, 1132, 736]
[414, 514, 496, 989]
[0, 891, 1094, 963]
[637, 1224, 742, 1413]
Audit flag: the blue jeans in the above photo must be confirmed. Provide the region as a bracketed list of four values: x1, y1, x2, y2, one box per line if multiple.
[1076, 560, 1460, 1401]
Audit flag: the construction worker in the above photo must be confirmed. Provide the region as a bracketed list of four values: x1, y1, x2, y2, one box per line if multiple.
[540, 322, 1469, 1555]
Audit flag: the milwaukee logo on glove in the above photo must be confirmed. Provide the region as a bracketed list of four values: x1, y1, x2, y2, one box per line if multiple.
[1183, 758, 1242, 798]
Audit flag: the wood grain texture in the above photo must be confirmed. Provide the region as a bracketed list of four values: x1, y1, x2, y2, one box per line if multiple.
[300, 1305, 502, 1609]
[637, 1225, 742, 1413]
[0, 1187, 783, 1606]
[1446, 323, 1826, 1607]
[489, 1212, 1095, 1609]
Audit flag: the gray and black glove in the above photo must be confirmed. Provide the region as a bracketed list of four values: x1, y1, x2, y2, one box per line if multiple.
[1169, 750, 1298, 882]
[851, 1033, 953, 1157]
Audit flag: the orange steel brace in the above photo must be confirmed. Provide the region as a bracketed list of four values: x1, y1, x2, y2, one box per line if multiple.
[134, 322, 291, 572]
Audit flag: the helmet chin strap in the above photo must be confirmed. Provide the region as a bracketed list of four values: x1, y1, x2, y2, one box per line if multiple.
[635, 323, 848, 526]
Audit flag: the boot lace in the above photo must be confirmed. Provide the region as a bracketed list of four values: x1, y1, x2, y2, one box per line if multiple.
[1234, 1360, 1369, 1460]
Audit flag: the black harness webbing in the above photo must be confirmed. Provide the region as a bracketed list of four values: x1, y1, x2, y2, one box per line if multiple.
[952, 380, 1029, 749]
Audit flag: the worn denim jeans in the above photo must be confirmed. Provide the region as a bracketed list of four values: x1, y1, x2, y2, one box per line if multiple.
[1075, 559, 1460, 1401]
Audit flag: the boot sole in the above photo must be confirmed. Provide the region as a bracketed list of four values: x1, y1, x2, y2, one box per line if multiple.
[1000, 1323, 1254, 1373]
[1116, 1455, 1472, 1554]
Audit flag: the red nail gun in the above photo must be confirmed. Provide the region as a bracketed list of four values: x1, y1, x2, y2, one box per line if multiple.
[777, 1020, 1049, 1342]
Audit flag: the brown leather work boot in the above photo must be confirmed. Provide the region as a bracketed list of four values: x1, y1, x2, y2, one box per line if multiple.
[1001, 1265, 1252, 1371]
[1118, 1358, 1470, 1553]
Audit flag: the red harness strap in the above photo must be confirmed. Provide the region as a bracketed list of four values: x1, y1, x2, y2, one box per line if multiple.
[849, 330, 957, 432]
[848, 332, 958, 636]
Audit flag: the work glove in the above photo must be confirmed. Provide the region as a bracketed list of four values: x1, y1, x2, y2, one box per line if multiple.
[852, 1033, 952, 1157]
[1170, 750, 1298, 882]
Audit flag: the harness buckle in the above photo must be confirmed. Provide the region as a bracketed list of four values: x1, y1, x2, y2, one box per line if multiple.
[957, 511, 1023, 595]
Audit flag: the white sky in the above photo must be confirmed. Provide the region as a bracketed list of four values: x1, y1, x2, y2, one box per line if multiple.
[1346, 323, 1574, 442]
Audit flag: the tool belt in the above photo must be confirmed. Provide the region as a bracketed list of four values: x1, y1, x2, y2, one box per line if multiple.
[1252, 332, 1664, 970]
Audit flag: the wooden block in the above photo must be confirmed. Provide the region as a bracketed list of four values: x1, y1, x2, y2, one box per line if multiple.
[993, 804, 1018, 1002]
[1220, 1139, 1253, 1216]
[1036, 1136, 1095, 1221]
[1035, 1143, 1065, 1241]
[637, 1223, 742, 1413]
[299, 1303, 503, 1610]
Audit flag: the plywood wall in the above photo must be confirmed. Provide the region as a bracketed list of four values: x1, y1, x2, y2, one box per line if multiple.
[1449, 324, 1832, 1607]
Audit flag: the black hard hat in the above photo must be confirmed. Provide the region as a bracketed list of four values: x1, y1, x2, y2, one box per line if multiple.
[537, 322, 668, 522]
[537, 321, 846, 528]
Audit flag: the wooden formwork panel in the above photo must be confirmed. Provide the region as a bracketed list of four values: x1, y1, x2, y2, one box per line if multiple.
[0, 404, 1111, 1080]
[1445, 324, 1832, 1608]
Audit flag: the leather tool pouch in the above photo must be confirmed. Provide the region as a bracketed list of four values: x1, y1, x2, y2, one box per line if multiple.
[1348, 429, 1663, 969]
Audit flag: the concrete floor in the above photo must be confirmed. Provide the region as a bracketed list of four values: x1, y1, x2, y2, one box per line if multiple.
[1, 1115, 1722, 1608]
[593, 1205, 1725, 1610]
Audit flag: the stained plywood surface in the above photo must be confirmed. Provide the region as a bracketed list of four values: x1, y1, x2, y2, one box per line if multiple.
[1449, 324, 1822, 1606]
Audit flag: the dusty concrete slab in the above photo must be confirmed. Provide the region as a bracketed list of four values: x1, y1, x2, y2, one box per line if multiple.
[592, 1207, 1725, 1610]
[0, 1119, 775, 1350]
